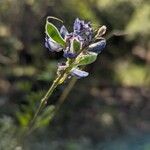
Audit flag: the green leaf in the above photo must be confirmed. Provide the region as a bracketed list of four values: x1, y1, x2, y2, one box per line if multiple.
[45, 21, 66, 47]
[72, 39, 81, 53]
[16, 112, 31, 126]
[75, 52, 97, 66]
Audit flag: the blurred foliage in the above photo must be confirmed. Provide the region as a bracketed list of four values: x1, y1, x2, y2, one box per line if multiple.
[0, 0, 150, 149]
[0, 117, 18, 150]
[126, 3, 150, 39]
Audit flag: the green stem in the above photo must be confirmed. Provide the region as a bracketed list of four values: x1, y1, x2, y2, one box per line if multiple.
[28, 60, 74, 133]
[28, 75, 62, 130]
[17, 74, 65, 146]
[54, 67, 85, 114]
[41, 77, 77, 126]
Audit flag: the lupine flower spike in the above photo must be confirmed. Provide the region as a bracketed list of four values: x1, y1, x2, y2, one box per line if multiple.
[45, 17, 107, 79]
[29, 17, 107, 132]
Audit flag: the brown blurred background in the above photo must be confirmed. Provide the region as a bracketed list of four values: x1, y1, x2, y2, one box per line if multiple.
[0, 0, 150, 149]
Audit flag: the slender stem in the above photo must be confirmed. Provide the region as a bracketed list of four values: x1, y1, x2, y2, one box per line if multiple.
[17, 74, 66, 146]
[54, 67, 85, 114]
[28, 60, 74, 132]
[28, 75, 61, 130]
[43, 77, 77, 126]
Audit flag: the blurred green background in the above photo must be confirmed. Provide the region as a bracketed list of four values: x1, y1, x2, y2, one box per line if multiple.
[0, 0, 150, 149]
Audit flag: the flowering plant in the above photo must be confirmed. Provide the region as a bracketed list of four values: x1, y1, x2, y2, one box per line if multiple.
[45, 17, 106, 79]
[29, 16, 107, 131]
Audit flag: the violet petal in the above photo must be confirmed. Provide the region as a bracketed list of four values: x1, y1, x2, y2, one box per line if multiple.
[71, 68, 89, 78]
[45, 37, 62, 52]
[60, 25, 69, 38]
[88, 40, 106, 54]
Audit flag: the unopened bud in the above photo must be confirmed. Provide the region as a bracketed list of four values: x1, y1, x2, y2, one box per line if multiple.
[96, 25, 107, 37]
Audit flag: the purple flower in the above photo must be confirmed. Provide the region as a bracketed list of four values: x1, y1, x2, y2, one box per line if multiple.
[73, 18, 93, 44]
[45, 18, 106, 60]
[71, 68, 89, 78]
[60, 25, 69, 39]
[62, 18, 93, 59]
[63, 50, 77, 58]
[45, 36, 62, 52]
[63, 34, 81, 58]
[45, 17, 107, 81]
[88, 40, 106, 54]
[45, 18, 93, 56]
[73, 18, 92, 34]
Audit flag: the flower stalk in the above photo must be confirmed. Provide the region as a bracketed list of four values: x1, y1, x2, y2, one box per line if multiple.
[28, 17, 107, 132]
[29, 59, 73, 131]
[29, 74, 61, 130]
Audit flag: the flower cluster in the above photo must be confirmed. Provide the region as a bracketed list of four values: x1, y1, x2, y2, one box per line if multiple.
[45, 18, 106, 79]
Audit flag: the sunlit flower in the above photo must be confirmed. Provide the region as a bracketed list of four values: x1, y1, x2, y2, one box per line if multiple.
[45, 17, 107, 79]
